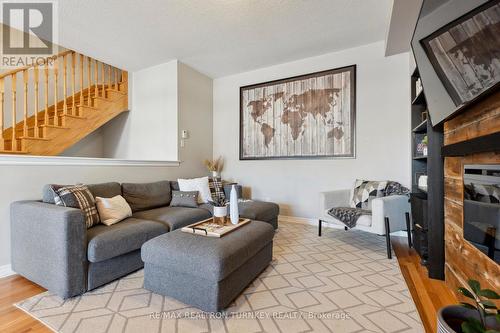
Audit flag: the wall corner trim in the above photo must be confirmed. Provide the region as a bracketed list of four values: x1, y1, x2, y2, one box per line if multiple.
[0, 155, 182, 167]
[0, 264, 14, 279]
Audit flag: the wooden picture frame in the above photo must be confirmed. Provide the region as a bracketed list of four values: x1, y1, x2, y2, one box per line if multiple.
[420, 0, 500, 108]
[239, 65, 356, 160]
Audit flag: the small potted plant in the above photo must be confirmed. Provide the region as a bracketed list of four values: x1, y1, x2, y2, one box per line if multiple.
[203, 157, 224, 178]
[437, 279, 500, 333]
[209, 197, 228, 225]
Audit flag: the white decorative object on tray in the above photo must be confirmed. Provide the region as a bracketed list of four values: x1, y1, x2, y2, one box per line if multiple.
[230, 185, 239, 225]
[181, 218, 250, 237]
[213, 206, 227, 217]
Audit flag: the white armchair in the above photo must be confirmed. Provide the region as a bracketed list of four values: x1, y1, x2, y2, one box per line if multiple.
[318, 189, 412, 258]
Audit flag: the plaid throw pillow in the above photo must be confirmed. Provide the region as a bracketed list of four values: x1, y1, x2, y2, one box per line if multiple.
[208, 177, 226, 202]
[51, 184, 100, 228]
[350, 179, 388, 210]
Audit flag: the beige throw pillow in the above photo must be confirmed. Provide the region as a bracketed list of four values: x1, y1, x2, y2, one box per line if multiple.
[95, 195, 132, 226]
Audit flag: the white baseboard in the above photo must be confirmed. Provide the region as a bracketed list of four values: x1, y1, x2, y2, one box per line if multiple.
[278, 215, 408, 236]
[0, 264, 15, 278]
[279, 215, 343, 229]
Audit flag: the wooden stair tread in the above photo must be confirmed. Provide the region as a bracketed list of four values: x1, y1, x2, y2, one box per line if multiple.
[106, 88, 127, 95]
[0, 150, 28, 154]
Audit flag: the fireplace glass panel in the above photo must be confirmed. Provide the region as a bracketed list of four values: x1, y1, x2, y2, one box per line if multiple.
[463, 165, 500, 264]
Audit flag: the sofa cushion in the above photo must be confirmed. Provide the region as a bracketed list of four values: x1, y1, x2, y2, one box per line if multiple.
[122, 181, 171, 212]
[170, 181, 179, 191]
[238, 200, 279, 223]
[43, 182, 121, 204]
[88, 182, 122, 199]
[132, 206, 212, 230]
[87, 218, 168, 263]
[141, 221, 275, 281]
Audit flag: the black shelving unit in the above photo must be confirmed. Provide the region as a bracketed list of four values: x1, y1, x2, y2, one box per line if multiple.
[410, 68, 445, 280]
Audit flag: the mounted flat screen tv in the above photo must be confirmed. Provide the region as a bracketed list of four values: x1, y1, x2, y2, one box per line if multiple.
[463, 165, 500, 264]
[411, 0, 500, 125]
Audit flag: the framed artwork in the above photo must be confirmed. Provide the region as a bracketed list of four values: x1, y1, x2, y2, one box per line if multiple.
[421, 0, 500, 107]
[239, 65, 356, 160]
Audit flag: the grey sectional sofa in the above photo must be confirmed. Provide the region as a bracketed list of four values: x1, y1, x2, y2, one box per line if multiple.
[10, 181, 279, 299]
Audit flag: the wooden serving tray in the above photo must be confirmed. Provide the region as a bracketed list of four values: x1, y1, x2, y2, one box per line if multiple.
[181, 218, 250, 238]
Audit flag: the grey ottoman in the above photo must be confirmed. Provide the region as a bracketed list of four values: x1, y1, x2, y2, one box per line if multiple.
[141, 220, 275, 312]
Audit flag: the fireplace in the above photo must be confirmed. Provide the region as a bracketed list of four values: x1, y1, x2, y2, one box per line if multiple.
[463, 165, 500, 264]
[442, 92, 500, 297]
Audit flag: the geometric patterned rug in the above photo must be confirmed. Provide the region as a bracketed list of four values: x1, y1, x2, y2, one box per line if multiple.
[15, 222, 423, 332]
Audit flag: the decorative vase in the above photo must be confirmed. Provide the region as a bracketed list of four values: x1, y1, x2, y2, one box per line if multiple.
[213, 206, 227, 225]
[213, 206, 227, 218]
[437, 305, 500, 333]
[212, 171, 220, 178]
[423, 146, 428, 156]
[230, 185, 239, 225]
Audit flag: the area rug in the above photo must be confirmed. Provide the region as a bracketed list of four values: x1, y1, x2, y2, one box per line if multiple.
[16, 221, 423, 333]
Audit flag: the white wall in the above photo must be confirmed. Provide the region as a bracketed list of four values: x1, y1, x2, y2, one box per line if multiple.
[60, 129, 105, 157]
[178, 62, 214, 172]
[213, 41, 411, 218]
[103, 61, 179, 160]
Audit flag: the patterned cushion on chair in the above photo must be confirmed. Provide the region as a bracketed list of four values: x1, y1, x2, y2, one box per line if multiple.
[350, 179, 388, 209]
[51, 184, 100, 228]
[471, 183, 500, 203]
[208, 177, 226, 202]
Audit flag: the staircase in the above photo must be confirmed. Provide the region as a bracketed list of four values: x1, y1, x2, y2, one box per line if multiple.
[0, 50, 129, 155]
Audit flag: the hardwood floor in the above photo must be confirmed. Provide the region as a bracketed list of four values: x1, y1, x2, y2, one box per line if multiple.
[0, 236, 457, 333]
[392, 235, 457, 333]
[0, 275, 48, 333]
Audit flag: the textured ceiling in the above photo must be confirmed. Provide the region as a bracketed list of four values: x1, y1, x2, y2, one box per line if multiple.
[13, 0, 393, 77]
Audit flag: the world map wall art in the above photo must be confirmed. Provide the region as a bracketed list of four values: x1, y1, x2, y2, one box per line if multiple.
[240, 65, 356, 160]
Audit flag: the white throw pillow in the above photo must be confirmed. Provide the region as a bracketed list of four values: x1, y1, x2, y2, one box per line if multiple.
[95, 195, 132, 226]
[178, 177, 212, 204]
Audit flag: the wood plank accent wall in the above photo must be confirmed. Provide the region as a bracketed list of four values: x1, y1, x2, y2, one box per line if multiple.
[443, 91, 500, 300]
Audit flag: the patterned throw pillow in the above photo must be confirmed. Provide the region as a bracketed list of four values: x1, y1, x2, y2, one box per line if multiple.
[385, 181, 410, 196]
[208, 177, 226, 202]
[471, 183, 500, 203]
[170, 191, 199, 208]
[350, 179, 388, 210]
[51, 184, 100, 228]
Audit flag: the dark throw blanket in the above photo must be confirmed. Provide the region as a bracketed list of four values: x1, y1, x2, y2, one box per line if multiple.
[327, 207, 371, 229]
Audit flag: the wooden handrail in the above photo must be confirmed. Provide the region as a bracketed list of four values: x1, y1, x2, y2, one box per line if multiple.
[0, 50, 73, 80]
